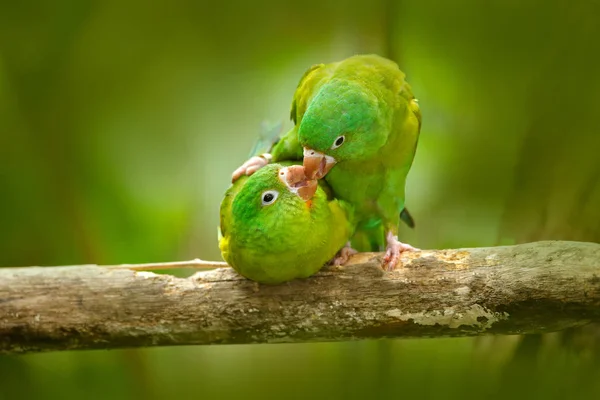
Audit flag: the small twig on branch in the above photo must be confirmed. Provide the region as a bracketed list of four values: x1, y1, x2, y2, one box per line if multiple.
[1, 240, 599, 354]
[105, 259, 228, 271]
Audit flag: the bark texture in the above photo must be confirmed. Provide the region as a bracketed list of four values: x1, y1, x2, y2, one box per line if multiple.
[1, 240, 599, 354]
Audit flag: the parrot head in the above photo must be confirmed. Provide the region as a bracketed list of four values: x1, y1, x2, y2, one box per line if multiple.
[298, 80, 388, 179]
[226, 163, 318, 239]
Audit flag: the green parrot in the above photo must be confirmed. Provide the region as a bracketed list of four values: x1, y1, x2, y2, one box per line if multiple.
[219, 162, 355, 284]
[232, 54, 421, 270]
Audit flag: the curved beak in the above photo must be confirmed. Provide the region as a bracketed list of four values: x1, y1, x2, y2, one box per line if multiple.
[303, 147, 336, 180]
[278, 165, 318, 201]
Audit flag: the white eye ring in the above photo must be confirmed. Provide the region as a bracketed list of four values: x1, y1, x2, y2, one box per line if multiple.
[261, 190, 279, 206]
[331, 135, 345, 149]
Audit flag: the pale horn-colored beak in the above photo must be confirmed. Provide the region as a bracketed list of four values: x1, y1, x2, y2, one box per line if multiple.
[278, 165, 318, 201]
[302, 147, 336, 180]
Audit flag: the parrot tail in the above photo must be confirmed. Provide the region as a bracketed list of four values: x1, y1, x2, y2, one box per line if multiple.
[248, 120, 285, 157]
[400, 208, 415, 229]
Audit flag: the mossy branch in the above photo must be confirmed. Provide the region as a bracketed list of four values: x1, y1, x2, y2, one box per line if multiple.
[1, 241, 599, 354]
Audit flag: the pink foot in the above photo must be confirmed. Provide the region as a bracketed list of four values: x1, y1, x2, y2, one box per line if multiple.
[382, 231, 419, 271]
[231, 153, 272, 182]
[330, 242, 358, 266]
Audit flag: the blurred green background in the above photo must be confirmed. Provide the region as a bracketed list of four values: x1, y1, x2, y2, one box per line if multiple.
[1, 0, 600, 399]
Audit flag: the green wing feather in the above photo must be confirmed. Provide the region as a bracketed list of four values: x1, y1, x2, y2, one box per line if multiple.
[290, 63, 327, 124]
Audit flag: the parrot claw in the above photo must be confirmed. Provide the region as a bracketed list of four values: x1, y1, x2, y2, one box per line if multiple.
[382, 232, 419, 271]
[231, 154, 272, 182]
[330, 242, 358, 266]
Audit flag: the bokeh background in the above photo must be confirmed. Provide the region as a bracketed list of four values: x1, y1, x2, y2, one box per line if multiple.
[2, 0, 600, 398]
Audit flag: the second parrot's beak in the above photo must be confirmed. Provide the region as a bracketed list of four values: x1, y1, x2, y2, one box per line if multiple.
[279, 165, 318, 201]
[303, 148, 336, 180]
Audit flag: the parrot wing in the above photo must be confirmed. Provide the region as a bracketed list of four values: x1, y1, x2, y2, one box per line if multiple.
[396, 82, 421, 230]
[290, 63, 327, 124]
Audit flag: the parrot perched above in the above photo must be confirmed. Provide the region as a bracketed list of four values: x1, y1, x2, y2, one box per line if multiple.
[219, 162, 355, 284]
[232, 54, 421, 270]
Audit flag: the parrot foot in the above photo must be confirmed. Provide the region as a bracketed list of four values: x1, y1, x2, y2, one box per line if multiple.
[382, 232, 419, 271]
[330, 242, 358, 266]
[231, 153, 272, 182]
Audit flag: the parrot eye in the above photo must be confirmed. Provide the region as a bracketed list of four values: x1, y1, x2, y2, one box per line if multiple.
[331, 135, 345, 149]
[261, 190, 279, 206]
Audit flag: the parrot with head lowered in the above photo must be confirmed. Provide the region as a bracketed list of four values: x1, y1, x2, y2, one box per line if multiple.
[219, 161, 356, 284]
[232, 54, 421, 270]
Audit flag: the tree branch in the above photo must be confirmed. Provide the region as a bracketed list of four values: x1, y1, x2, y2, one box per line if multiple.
[1, 240, 599, 354]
